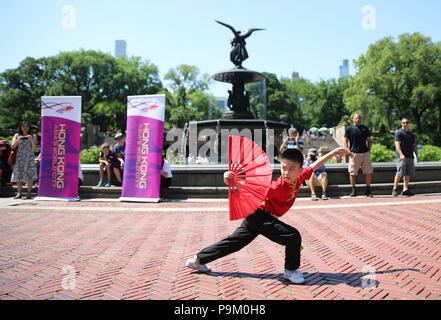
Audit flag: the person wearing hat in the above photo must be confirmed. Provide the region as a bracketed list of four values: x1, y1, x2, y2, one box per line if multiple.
[303, 149, 328, 200]
[114, 132, 125, 172]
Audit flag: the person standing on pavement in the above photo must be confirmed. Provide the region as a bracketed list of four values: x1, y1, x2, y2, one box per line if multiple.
[343, 114, 374, 197]
[392, 118, 420, 197]
[10, 121, 38, 199]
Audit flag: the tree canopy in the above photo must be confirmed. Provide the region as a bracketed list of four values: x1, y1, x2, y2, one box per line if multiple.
[344, 32, 441, 144]
[1, 32, 441, 148]
[164, 64, 221, 128]
[0, 50, 162, 131]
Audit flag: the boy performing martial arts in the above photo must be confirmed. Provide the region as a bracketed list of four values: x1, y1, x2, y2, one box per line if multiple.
[185, 146, 349, 284]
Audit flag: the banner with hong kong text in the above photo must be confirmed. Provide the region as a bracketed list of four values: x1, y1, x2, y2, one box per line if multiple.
[119, 94, 165, 202]
[36, 96, 81, 201]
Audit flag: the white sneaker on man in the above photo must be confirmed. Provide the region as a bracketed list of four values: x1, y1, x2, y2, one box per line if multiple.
[185, 257, 211, 273]
[284, 270, 305, 284]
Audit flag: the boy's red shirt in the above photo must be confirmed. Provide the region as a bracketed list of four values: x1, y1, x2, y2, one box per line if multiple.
[259, 166, 313, 218]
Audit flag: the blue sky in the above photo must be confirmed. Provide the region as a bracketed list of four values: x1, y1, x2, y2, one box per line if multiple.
[1, 0, 441, 97]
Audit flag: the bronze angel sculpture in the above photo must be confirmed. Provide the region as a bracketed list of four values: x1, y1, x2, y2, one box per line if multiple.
[215, 20, 265, 68]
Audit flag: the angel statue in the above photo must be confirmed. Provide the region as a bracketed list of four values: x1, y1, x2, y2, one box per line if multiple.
[215, 20, 265, 68]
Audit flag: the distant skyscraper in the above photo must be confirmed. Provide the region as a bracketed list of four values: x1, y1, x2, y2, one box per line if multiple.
[215, 97, 228, 111]
[115, 40, 127, 58]
[292, 71, 300, 79]
[339, 59, 349, 78]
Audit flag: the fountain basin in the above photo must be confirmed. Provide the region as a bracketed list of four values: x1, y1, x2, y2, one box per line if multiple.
[213, 67, 264, 84]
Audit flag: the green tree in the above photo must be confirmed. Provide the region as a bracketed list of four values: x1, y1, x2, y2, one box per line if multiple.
[188, 91, 223, 120]
[113, 55, 162, 99]
[314, 77, 350, 128]
[44, 51, 162, 128]
[281, 77, 350, 131]
[164, 64, 214, 127]
[0, 50, 163, 131]
[262, 72, 298, 125]
[0, 57, 46, 128]
[164, 65, 211, 107]
[345, 33, 441, 145]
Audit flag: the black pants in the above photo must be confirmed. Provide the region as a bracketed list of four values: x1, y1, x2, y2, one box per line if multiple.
[161, 176, 172, 189]
[197, 209, 302, 271]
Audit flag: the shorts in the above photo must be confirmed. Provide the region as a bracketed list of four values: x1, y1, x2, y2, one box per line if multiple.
[161, 176, 172, 189]
[348, 152, 374, 176]
[396, 158, 415, 178]
[110, 161, 121, 169]
[307, 172, 327, 187]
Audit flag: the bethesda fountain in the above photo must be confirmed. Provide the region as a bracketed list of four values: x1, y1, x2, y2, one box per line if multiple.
[170, 20, 290, 164]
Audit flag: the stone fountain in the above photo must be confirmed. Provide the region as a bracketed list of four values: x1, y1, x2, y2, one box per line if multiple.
[169, 21, 290, 164]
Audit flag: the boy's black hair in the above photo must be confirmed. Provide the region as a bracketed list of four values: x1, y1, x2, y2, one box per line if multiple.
[280, 148, 304, 165]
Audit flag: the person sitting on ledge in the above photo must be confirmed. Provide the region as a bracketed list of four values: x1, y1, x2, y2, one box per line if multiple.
[303, 149, 329, 201]
[97, 143, 121, 187]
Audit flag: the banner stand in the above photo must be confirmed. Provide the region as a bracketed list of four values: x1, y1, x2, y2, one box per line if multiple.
[35, 196, 79, 202]
[118, 197, 160, 203]
[37, 96, 81, 201]
[118, 94, 165, 203]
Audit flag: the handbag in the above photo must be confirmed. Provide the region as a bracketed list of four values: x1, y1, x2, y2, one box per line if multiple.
[7, 148, 16, 166]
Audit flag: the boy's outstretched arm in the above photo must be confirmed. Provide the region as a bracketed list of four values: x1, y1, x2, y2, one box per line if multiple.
[309, 147, 349, 172]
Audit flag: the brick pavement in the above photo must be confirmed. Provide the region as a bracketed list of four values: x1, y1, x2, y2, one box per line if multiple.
[0, 194, 440, 300]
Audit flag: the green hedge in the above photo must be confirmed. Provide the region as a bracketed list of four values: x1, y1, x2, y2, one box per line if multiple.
[80, 146, 101, 164]
[419, 145, 441, 162]
[369, 144, 441, 162]
[370, 143, 396, 162]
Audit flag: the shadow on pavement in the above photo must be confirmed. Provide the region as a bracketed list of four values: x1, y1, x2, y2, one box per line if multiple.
[199, 268, 420, 287]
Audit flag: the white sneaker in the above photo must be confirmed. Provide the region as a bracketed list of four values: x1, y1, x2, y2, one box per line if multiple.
[284, 270, 305, 284]
[185, 257, 211, 273]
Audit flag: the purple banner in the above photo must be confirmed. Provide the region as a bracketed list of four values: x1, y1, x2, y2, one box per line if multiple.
[120, 95, 165, 202]
[37, 97, 81, 201]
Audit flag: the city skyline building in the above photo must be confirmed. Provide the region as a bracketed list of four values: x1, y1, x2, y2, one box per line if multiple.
[215, 97, 228, 112]
[339, 59, 349, 78]
[115, 40, 127, 58]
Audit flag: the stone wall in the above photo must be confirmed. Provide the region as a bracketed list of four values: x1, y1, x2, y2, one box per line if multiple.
[80, 162, 441, 188]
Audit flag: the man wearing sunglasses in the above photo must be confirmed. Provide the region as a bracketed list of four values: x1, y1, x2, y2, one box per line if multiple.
[392, 118, 420, 197]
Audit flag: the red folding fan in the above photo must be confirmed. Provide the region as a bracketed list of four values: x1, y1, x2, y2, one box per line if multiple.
[228, 135, 273, 221]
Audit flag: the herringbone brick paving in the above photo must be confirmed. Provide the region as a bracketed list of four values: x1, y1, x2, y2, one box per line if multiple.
[0, 195, 440, 300]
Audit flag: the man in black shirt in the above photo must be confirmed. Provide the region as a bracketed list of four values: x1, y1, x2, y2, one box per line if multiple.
[392, 118, 419, 197]
[344, 114, 374, 197]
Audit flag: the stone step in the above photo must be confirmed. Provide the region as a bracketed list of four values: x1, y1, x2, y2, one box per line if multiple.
[2, 180, 440, 199]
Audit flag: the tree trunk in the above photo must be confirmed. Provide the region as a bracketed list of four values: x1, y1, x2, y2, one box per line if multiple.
[412, 107, 423, 135]
[438, 103, 441, 139]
